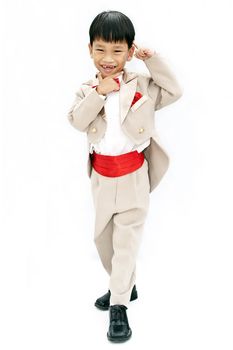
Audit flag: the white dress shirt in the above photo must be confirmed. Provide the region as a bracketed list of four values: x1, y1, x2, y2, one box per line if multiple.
[89, 72, 150, 155]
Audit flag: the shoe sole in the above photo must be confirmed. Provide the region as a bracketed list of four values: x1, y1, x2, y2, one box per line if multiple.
[107, 330, 132, 342]
[94, 302, 109, 311]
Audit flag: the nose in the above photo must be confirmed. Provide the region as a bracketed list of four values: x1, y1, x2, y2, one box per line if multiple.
[102, 54, 114, 63]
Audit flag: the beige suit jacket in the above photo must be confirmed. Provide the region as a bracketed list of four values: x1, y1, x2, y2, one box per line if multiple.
[67, 53, 183, 193]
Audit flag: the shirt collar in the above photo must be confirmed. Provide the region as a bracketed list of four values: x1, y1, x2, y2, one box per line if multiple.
[116, 71, 123, 82]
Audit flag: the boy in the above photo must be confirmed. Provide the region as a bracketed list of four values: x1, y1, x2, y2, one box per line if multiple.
[67, 10, 183, 343]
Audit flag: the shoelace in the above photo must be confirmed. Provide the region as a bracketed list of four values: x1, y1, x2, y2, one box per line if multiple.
[110, 305, 127, 322]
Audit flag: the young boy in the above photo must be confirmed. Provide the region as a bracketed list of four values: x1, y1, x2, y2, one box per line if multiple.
[67, 10, 183, 343]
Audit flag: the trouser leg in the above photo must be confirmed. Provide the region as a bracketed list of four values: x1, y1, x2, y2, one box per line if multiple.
[109, 159, 150, 305]
[90, 168, 116, 275]
[91, 159, 150, 305]
[94, 216, 114, 275]
[109, 207, 148, 306]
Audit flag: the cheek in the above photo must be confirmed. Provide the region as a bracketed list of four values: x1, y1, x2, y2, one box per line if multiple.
[94, 56, 102, 64]
[93, 52, 101, 59]
[119, 53, 128, 62]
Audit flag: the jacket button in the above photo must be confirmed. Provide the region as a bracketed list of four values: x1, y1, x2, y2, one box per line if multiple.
[138, 127, 144, 133]
[91, 127, 97, 133]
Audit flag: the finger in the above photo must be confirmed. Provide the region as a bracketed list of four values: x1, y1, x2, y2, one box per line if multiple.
[139, 48, 147, 55]
[97, 72, 103, 81]
[134, 51, 145, 58]
[134, 48, 142, 55]
[107, 72, 122, 80]
[133, 42, 138, 49]
[98, 72, 121, 81]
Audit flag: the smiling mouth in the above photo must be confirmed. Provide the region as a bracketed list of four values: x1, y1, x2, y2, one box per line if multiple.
[101, 65, 117, 70]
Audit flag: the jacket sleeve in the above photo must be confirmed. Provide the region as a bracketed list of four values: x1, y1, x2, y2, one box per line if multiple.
[67, 86, 106, 132]
[144, 53, 183, 111]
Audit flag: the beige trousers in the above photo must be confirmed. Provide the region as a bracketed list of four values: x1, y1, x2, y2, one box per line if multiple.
[90, 158, 150, 306]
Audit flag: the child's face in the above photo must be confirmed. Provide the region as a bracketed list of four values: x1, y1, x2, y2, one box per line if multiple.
[88, 39, 135, 78]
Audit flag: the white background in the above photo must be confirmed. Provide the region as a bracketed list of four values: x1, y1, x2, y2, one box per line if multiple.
[1, 0, 233, 349]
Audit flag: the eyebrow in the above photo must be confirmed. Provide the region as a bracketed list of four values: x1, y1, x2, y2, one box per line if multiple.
[94, 44, 125, 49]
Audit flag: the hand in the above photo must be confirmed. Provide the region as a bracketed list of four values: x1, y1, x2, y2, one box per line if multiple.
[96, 72, 120, 95]
[133, 42, 155, 61]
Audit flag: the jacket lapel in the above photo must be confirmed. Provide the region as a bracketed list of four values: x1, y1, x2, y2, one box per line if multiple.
[84, 69, 138, 124]
[120, 69, 138, 124]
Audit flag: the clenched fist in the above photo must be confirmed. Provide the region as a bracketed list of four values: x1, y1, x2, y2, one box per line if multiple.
[133, 42, 155, 61]
[96, 72, 120, 96]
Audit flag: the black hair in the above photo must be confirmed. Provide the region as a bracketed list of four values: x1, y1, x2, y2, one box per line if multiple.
[89, 11, 135, 48]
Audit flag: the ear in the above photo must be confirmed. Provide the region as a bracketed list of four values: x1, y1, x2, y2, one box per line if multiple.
[88, 43, 93, 58]
[127, 45, 135, 62]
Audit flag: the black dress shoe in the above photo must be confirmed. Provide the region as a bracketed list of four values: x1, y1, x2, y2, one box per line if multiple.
[107, 304, 132, 342]
[94, 285, 138, 310]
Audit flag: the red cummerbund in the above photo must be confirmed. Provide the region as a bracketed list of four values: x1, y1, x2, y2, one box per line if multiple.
[91, 150, 145, 177]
